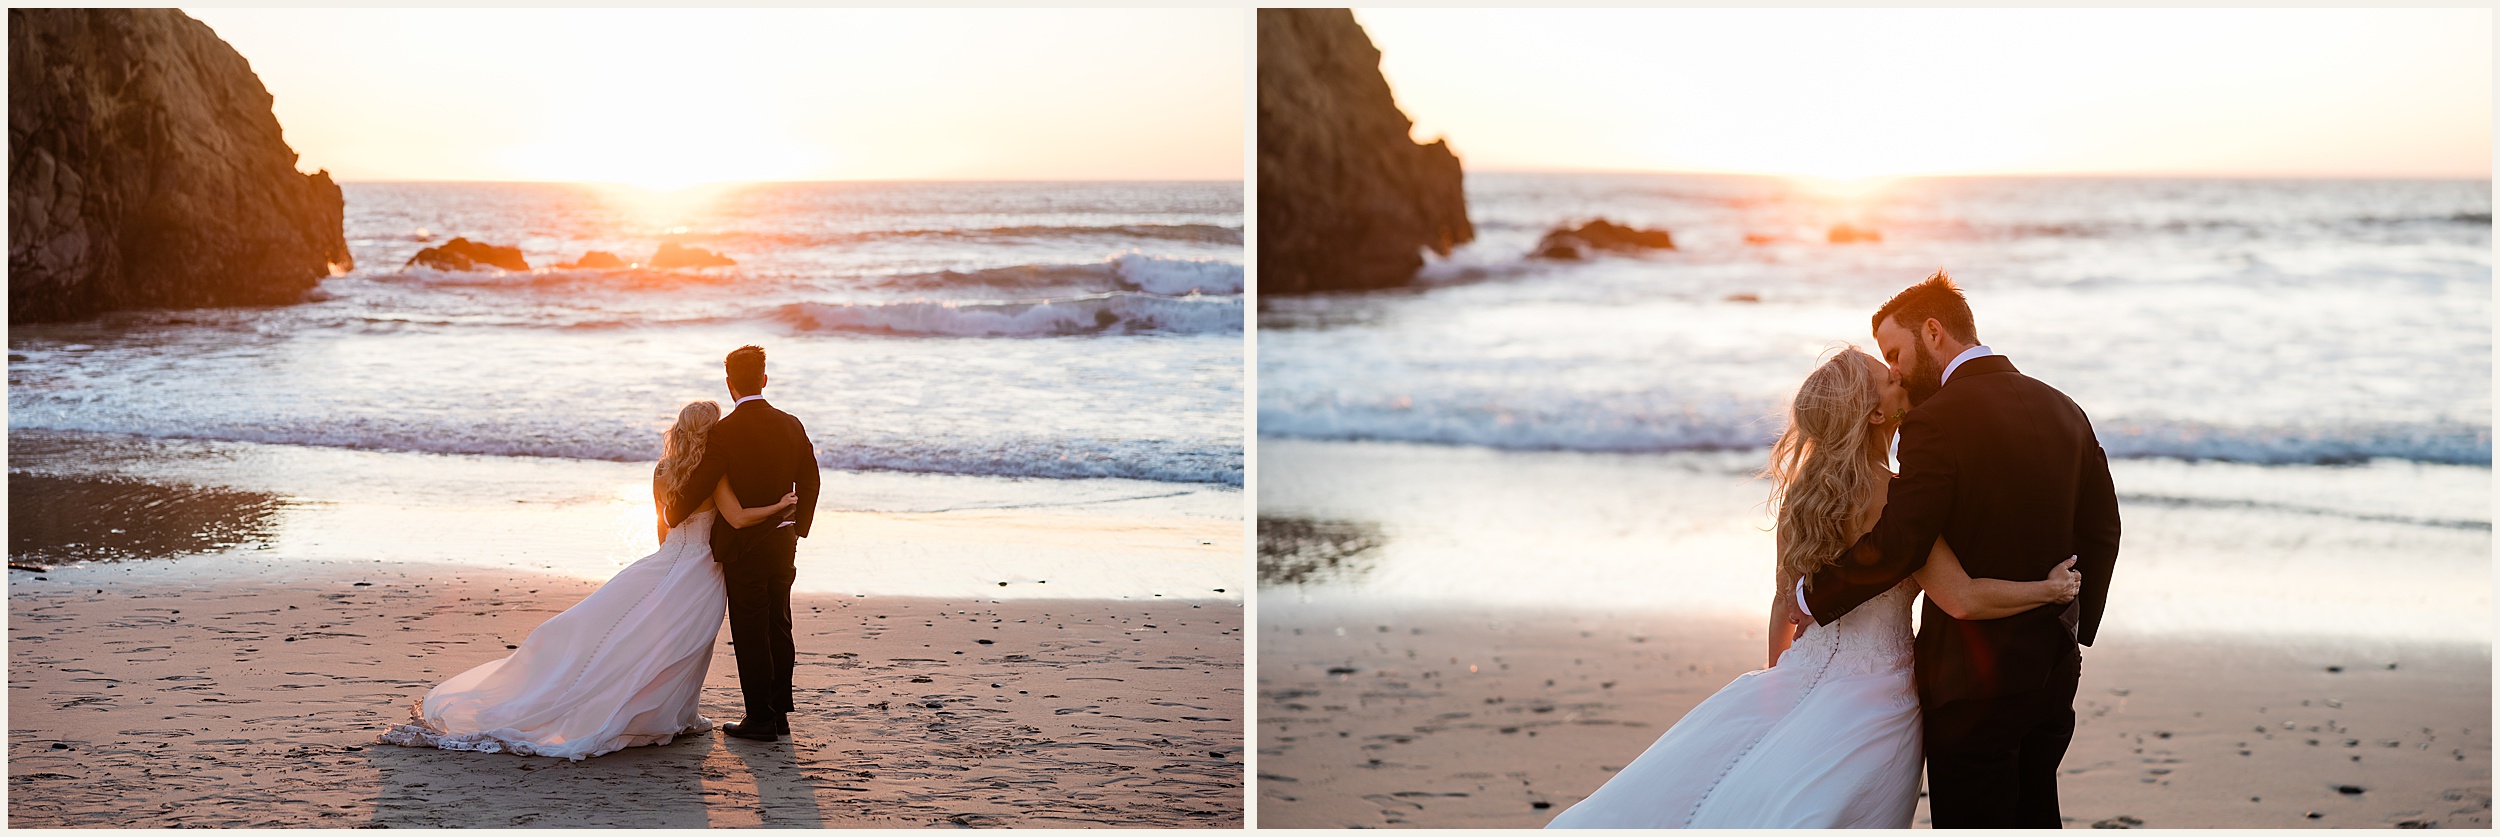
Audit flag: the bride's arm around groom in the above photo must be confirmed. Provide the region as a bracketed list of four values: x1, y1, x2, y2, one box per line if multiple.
[1802, 391, 2120, 643]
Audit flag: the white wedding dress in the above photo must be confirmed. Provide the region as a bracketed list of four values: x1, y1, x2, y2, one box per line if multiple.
[1546, 579, 1924, 828]
[378, 509, 729, 760]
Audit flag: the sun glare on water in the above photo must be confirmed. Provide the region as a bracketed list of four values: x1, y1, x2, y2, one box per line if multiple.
[570, 181, 749, 238]
[1788, 173, 1899, 202]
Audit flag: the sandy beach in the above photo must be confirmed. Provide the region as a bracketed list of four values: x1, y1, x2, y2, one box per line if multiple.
[6, 429, 1245, 827]
[9, 560, 1242, 827]
[1254, 438, 2491, 828]
[1256, 601, 2488, 829]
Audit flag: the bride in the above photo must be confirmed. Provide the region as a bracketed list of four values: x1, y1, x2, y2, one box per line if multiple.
[1545, 347, 2081, 828]
[379, 400, 798, 760]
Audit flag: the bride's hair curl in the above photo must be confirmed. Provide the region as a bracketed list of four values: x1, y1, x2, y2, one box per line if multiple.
[1765, 345, 1893, 588]
[657, 400, 722, 510]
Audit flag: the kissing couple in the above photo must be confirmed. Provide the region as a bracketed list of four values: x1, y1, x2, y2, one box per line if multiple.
[1548, 272, 2123, 828]
[381, 344, 823, 758]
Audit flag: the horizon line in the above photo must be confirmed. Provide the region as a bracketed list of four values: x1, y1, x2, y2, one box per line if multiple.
[319, 175, 1247, 186]
[1459, 166, 2493, 181]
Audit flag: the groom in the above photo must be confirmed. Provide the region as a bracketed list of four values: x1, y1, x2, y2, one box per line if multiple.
[666, 344, 822, 742]
[1796, 272, 2121, 827]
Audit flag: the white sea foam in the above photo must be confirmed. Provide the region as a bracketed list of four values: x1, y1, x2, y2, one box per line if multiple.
[1255, 398, 1779, 454]
[1110, 251, 1245, 295]
[845, 223, 1241, 246]
[888, 252, 1244, 296]
[2092, 418, 2492, 467]
[775, 292, 1240, 337]
[11, 414, 1244, 486]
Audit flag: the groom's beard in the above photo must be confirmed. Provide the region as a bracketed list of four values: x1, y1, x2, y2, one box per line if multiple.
[1902, 340, 1944, 407]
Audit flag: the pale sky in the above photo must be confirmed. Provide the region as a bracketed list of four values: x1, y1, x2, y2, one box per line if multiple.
[187, 8, 1245, 186]
[1354, 8, 2490, 179]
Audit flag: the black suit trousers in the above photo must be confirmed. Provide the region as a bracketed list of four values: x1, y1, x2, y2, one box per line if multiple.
[1922, 659, 2080, 828]
[721, 526, 799, 720]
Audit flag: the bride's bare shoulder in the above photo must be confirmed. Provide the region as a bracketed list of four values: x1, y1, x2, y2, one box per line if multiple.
[1853, 474, 1893, 535]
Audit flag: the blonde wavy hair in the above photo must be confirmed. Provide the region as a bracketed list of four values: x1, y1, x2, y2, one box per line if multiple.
[656, 400, 721, 514]
[1766, 345, 1894, 589]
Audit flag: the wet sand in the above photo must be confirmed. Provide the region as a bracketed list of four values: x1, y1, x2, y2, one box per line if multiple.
[9, 559, 1243, 827]
[7, 429, 1246, 603]
[1256, 600, 2490, 829]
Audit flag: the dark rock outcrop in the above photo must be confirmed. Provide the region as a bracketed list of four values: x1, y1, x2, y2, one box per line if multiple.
[9, 9, 351, 323]
[1257, 9, 1472, 293]
[1530, 218, 1676, 260]
[559, 250, 628, 269]
[649, 242, 734, 268]
[405, 237, 528, 271]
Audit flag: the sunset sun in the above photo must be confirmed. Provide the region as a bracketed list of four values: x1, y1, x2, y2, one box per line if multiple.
[501, 124, 823, 191]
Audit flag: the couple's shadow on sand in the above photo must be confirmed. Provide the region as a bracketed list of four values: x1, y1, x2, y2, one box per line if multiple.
[362, 726, 826, 828]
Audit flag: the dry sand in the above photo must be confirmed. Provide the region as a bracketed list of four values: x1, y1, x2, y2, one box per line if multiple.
[9, 560, 1243, 827]
[1256, 601, 2489, 829]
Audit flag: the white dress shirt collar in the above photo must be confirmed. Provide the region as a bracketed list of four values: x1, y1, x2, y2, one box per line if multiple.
[732, 394, 767, 410]
[1939, 345, 1995, 386]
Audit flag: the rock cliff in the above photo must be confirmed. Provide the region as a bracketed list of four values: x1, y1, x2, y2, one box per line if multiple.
[1257, 9, 1471, 293]
[10, 8, 351, 323]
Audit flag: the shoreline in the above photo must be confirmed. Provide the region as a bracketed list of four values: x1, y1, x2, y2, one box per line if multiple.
[1254, 436, 2488, 640]
[9, 558, 1244, 827]
[9, 428, 1245, 603]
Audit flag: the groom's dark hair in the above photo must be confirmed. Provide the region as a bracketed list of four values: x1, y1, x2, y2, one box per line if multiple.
[725, 344, 767, 393]
[1873, 270, 1979, 344]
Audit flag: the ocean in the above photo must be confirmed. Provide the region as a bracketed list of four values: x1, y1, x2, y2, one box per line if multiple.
[1261, 173, 2489, 466]
[1258, 172, 2489, 644]
[13, 180, 1243, 485]
[9, 180, 1244, 599]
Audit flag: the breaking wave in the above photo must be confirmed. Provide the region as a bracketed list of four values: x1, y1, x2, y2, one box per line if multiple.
[774, 292, 1241, 337]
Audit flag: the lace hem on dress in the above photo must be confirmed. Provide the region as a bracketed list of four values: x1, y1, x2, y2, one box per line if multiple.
[375, 698, 713, 762]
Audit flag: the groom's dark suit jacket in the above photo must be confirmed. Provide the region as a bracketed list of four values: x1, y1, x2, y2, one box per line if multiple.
[664, 397, 821, 560]
[1804, 355, 2121, 706]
